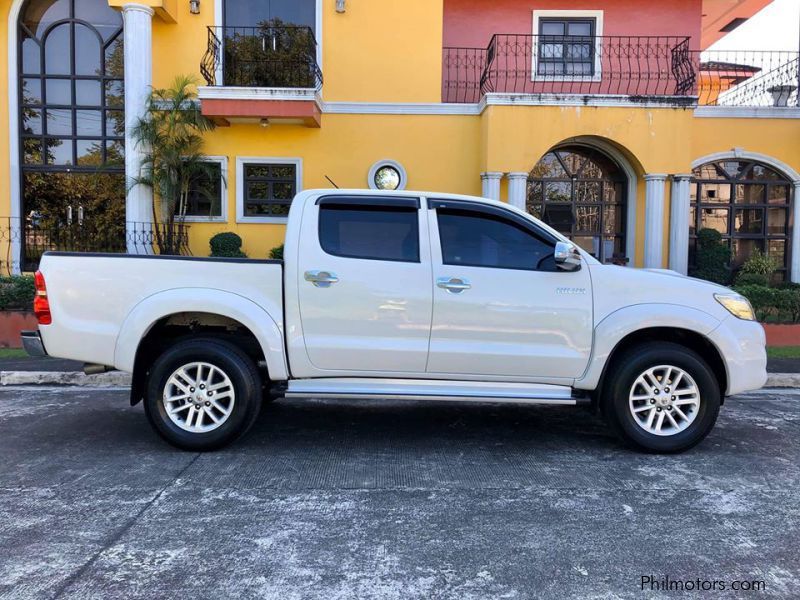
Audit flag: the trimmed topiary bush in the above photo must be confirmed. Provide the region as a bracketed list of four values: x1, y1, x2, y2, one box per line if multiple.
[269, 243, 284, 260]
[690, 228, 731, 285]
[209, 232, 247, 258]
[735, 272, 770, 287]
[0, 275, 36, 311]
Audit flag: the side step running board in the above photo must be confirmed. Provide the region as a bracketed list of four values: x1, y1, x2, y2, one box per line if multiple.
[286, 378, 588, 406]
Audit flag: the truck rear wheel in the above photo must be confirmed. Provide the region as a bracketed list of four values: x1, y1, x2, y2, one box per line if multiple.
[144, 337, 261, 451]
[602, 342, 720, 453]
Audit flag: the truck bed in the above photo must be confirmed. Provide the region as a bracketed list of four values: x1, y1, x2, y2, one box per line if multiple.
[37, 252, 284, 369]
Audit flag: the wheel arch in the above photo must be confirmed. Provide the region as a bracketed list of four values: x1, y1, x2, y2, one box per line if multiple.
[115, 289, 288, 406]
[575, 304, 727, 400]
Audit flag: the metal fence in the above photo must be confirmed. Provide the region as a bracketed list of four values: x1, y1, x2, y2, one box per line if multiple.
[443, 37, 800, 107]
[0, 220, 191, 274]
[444, 35, 695, 103]
[694, 50, 800, 107]
[201, 26, 323, 89]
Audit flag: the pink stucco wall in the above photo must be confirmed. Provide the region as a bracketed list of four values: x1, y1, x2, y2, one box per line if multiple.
[443, 0, 703, 49]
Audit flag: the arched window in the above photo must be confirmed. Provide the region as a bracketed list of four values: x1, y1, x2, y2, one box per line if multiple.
[690, 160, 793, 281]
[18, 0, 124, 269]
[527, 146, 627, 263]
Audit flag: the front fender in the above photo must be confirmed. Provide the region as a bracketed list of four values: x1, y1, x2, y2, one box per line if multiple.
[113, 288, 288, 380]
[574, 303, 722, 390]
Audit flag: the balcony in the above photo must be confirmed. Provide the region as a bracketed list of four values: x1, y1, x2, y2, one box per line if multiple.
[443, 35, 694, 104]
[199, 26, 323, 127]
[442, 35, 800, 109]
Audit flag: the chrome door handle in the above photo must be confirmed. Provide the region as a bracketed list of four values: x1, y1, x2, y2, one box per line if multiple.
[437, 277, 471, 293]
[304, 270, 339, 288]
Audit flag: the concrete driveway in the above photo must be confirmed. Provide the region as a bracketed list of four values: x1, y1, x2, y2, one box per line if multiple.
[0, 387, 798, 599]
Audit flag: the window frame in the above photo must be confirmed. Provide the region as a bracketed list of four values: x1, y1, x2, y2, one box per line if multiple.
[429, 198, 558, 272]
[181, 155, 228, 222]
[316, 195, 422, 264]
[531, 10, 603, 82]
[235, 156, 302, 223]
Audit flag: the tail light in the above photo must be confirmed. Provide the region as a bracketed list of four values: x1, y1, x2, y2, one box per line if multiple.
[33, 270, 51, 325]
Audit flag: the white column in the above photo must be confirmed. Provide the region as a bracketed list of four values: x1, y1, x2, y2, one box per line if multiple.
[668, 174, 692, 275]
[122, 4, 154, 253]
[643, 174, 667, 269]
[507, 172, 528, 211]
[480, 172, 503, 201]
[792, 182, 800, 283]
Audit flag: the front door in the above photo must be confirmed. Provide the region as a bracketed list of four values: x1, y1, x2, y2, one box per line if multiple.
[297, 195, 433, 373]
[426, 199, 593, 380]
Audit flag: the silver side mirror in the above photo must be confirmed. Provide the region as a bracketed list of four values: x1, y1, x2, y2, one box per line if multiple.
[554, 241, 582, 272]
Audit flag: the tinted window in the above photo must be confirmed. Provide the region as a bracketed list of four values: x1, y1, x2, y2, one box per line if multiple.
[319, 205, 420, 262]
[437, 209, 555, 270]
[182, 162, 222, 218]
[243, 163, 296, 218]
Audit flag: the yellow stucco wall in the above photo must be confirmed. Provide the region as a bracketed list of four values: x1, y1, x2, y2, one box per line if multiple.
[1, 0, 799, 272]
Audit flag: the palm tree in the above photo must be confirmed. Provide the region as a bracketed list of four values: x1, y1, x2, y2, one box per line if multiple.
[131, 75, 217, 254]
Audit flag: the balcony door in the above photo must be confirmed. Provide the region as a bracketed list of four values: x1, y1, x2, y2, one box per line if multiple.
[220, 0, 318, 87]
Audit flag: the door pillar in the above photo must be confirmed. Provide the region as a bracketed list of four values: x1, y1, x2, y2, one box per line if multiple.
[122, 3, 154, 253]
[644, 174, 667, 269]
[480, 172, 503, 201]
[507, 172, 528, 211]
[668, 174, 692, 275]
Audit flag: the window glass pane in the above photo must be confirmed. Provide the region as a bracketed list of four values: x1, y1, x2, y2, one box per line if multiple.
[574, 205, 600, 232]
[44, 23, 70, 75]
[105, 140, 124, 166]
[76, 139, 101, 166]
[540, 43, 563, 59]
[248, 182, 268, 200]
[719, 160, 746, 178]
[270, 203, 291, 217]
[558, 151, 585, 175]
[573, 235, 599, 257]
[734, 184, 764, 204]
[603, 204, 621, 234]
[23, 138, 44, 165]
[540, 22, 565, 36]
[75, 0, 123, 39]
[545, 181, 571, 202]
[45, 108, 72, 135]
[22, 108, 43, 135]
[75, 25, 102, 76]
[530, 152, 568, 178]
[767, 207, 787, 235]
[105, 38, 124, 78]
[22, 78, 42, 104]
[733, 208, 763, 234]
[76, 80, 102, 105]
[105, 110, 124, 136]
[21, 33, 41, 74]
[272, 182, 294, 200]
[699, 183, 730, 204]
[732, 239, 763, 268]
[699, 207, 728, 233]
[575, 181, 600, 203]
[320, 205, 419, 262]
[689, 206, 696, 235]
[749, 164, 784, 181]
[437, 210, 553, 270]
[768, 185, 789, 205]
[104, 80, 124, 107]
[183, 163, 222, 217]
[246, 165, 270, 178]
[75, 110, 102, 136]
[23, 0, 70, 37]
[46, 138, 72, 165]
[767, 240, 786, 268]
[46, 79, 71, 105]
[567, 22, 592, 36]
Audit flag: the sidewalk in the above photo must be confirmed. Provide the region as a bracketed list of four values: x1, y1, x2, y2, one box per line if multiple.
[1, 355, 798, 387]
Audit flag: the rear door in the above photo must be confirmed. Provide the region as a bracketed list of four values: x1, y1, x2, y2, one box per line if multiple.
[296, 195, 433, 373]
[426, 199, 593, 380]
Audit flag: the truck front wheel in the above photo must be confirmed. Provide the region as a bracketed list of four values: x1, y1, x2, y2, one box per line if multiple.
[602, 342, 721, 453]
[144, 337, 261, 451]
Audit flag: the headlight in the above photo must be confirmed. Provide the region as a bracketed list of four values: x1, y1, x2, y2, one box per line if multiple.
[714, 293, 756, 321]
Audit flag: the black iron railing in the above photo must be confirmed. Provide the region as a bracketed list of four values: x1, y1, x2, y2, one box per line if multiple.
[694, 50, 800, 107]
[0, 219, 191, 274]
[201, 26, 322, 89]
[443, 35, 695, 103]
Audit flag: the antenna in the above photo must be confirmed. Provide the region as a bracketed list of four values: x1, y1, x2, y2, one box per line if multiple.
[325, 175, 339, 189]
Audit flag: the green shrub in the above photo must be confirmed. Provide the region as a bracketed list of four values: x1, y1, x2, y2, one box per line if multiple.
[0, 275, 36, 311]
[268, 243, 284, 260]
[737, 247, 778, 284]
[209, 232, 247, 258]
[735, 272, 770, 287]
[733, 283, 800, 323]
[690, 228, 731, 285]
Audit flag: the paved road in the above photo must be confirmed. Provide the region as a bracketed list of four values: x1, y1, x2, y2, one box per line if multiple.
[0, 387, 799, 599]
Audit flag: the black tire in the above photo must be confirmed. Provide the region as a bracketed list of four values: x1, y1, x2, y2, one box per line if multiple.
[601, 342, 721, 453]
[144, 337, 261, 451]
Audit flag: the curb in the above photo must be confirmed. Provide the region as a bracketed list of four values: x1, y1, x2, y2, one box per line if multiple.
[1, 371, 798, 389]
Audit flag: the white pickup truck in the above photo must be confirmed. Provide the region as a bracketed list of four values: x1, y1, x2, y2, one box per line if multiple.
[24, 189, 767, 453]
